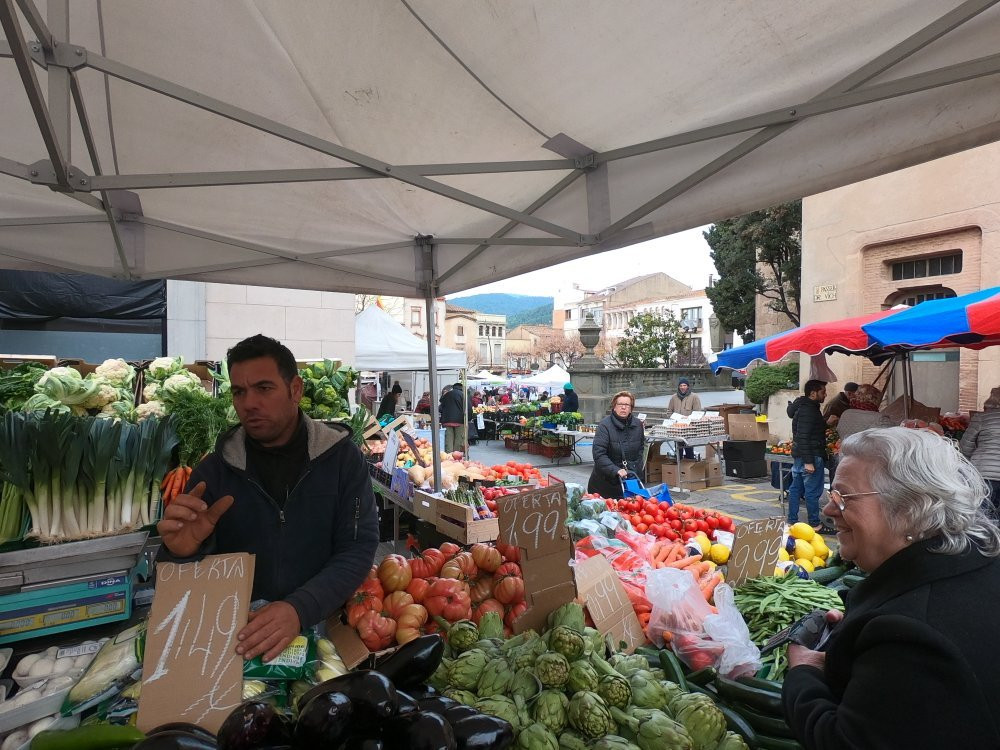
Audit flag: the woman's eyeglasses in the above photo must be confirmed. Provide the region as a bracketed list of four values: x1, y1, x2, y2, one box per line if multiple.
[829, 489, 879, 512]
[614, 402, 632, 409]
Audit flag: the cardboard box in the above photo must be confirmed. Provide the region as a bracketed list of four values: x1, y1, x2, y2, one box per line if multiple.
[728, 413, 771, 441]
[706, 403, 751, 433]
[660, 459, 708, 488]
[1, 354, 56, 371]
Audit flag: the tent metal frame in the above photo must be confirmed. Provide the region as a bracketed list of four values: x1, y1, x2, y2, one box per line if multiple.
[2, 0, 1000, 291]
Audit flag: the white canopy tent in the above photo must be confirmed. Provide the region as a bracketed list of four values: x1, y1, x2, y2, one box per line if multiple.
[3, 1, 1000, 486]
[515, 364, 572, 392]
[354, 305, 466, 371]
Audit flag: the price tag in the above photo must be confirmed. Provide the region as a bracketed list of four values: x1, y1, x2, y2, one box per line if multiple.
[382, 429, 400, 471]
[727, 517, 785, 587]
[398, 431, 426, 467]
[497, 485, 569, 558]
[137, 553, 255, 734]
[574, 555, 647, 653]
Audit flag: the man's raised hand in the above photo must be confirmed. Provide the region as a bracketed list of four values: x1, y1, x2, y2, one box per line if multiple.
[156, 481, 234, 557]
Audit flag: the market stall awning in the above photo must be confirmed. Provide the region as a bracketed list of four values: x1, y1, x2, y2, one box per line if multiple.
[354, 305, 466, 371]
[515, 364, 572, 390]
[2, 2, 1000, 296]
[862, 286, 1000, 350]
[710, 309, 905, 373]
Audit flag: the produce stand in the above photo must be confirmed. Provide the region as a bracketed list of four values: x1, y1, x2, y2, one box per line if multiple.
[764, 451, 795, 515]
[538, 427, 589, 464]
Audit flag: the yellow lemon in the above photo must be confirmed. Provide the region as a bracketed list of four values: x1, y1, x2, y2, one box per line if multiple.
[773, 566, 785, 577]
[793, 539, 816, 561]
[709, 544, 730, 565]
[694, 535, 712, 556]
[796, 558, 815, 573]
[778, 548, 790, 562]
[811, 536, 830, 557]
[790, 522, 816, 541]
[811, 556, 826, 568]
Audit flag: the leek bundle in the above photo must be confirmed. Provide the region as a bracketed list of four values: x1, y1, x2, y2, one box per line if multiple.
[0, 410, 177, 543]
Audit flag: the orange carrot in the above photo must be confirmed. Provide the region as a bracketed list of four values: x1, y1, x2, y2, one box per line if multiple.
[666, 544, 686, 563]
[661, 629, 674, 644]
[701, 572, 723, 601]
[638, 612, 651, 629]
[667, 553, 703, 569]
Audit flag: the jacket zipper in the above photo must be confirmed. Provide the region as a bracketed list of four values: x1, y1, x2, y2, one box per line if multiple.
[354, 498, 360, 541]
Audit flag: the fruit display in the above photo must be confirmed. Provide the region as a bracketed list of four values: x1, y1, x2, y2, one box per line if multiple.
[765, 441, 792, 456]
[603, 499, 734, 541]
[777, 523, 832, 573]
[385, 438, 545, 492]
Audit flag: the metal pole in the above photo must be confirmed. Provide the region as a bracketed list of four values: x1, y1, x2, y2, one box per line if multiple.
[461, 368, 469, 457]
[420, 237, 443, 493]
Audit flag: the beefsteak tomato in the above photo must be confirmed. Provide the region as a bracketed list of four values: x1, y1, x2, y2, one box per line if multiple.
[409, 548, 446, 579]
[470, 543, 502, 573]
[356, 610, 396, 651]
[504, 601, 527, 629]
[346, 588, 383, 628]
[382, 590, 415, 619]
[439, 541, 462, 559]
[440, 551, 478, 584]
[424, 578, 472, 622]
[405, 577, 430, 604]
[472, 598, 505, 625]
[378, 554, 413, 593]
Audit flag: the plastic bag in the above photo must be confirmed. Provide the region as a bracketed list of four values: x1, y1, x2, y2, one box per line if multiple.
[644, 567, 760, 678]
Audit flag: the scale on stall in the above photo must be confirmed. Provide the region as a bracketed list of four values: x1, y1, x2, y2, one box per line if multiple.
[0, 531, 152, 644]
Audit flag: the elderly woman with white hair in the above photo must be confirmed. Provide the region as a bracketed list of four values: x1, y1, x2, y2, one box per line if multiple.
[782, 427, 1000, 749]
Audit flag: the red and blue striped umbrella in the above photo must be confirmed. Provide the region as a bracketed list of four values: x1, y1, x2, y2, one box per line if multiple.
[862, 285, 1000, 350]
[711, 309, 903, 373]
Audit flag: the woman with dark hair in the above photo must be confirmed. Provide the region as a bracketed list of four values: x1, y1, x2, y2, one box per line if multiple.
[783, 427, 1000, 748]
[376, 391, 400, 419]
[587, 390, 644, 499]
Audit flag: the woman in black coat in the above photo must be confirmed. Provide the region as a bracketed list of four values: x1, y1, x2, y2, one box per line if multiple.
[783, 427, 1000, 748]
[587, 390, 644, 499]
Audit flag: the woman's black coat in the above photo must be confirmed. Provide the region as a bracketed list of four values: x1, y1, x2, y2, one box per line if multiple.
[587, 413, 644, 499]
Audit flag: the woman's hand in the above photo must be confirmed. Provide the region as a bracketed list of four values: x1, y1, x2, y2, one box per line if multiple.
[788, 609, 843, 670]
[617, 468, 628, 478]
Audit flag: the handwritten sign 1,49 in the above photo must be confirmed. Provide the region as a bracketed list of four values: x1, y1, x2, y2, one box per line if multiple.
[137, 553, 255, 734]
[497, 485, 568, 557]
[727, 517, 785, 586]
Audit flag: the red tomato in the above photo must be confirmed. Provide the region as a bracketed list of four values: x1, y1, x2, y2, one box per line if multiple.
[650, 524, 663, 537]
[635, 523, 648, 533]
[706, 516, 720, 529]
[654, 512, 664, 524]
[670, 519, 682, 530]
[665, 529, 680, 541]
[642, 513, 655, 525]
[696, 520, 710, 533]
[682, 531, 695, 540]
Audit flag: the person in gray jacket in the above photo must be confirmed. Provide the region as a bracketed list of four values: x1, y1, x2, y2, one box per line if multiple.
[668, 377, 702, 458]
[960, 403, 1000, 510]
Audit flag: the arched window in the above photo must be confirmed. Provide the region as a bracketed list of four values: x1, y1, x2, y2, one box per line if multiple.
[885, 285, 956, 309]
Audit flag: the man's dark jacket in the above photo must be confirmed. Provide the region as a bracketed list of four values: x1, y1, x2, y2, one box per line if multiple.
[783, 539, 1000, 748]
[562, 390, 580, 413]
[588, 414, 644, 499]
[160, 416, 379, 628]
[787, 395, 826, 459]
[439, 386, 465, 424]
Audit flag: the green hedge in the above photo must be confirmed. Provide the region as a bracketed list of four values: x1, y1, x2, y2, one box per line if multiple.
[745, 362, 800, 405]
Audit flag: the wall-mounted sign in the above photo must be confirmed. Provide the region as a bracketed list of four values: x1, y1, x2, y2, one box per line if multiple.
[813, 284, 837, 302]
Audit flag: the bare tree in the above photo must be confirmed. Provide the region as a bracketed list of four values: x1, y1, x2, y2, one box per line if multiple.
[355, 294, 404, 316]
[464, 341, 481, 371]
[535, 332, 584, 369]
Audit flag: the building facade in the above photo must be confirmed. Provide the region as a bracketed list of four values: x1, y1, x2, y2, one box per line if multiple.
[800, 141, 1000, 412]
[505, 324, 557, 374]
[476, 313, 507, 372]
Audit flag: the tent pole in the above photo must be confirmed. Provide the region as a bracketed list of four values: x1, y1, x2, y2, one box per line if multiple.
[461, 368, 469, 457]
[419, 237, 443, 492]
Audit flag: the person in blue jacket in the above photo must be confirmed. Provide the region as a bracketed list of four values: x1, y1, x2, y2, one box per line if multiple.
[157, 335, 379, 662]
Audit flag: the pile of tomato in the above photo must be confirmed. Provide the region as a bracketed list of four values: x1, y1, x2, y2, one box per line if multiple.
[599, 496, 735, 541]
[488, 461, 544, 483]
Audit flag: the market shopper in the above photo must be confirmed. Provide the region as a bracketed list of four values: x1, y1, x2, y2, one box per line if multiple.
[561, 382, 579, 413]
[783, 427, 1000, 749]
[668, 377, 702, 458]
[414, 390, 432, 414]
[588, 390, 645, 499]
[821, 381, 858, 425]
[786, 379, 829, 532]
[440, 382, 468, 454]
[376, 390, 402, 419]
[960, 401, 1000, 510]
[156, 334, 379, 662]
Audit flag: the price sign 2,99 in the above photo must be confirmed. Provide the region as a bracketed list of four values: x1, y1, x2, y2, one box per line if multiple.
[727, 517, 785, 587]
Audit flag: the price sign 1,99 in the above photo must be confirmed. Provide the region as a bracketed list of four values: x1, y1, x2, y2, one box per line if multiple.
[727, 517, 785, 587]
[497, 485, 568, 558]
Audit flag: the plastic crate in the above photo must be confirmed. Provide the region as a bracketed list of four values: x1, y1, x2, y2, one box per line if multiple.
[540, 444, 571, 459]
[526, 441, 542, 454]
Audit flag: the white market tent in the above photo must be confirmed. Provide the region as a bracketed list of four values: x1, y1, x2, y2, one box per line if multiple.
[516, 364, 572, 391]
[3, 1, 1000, 484]
[354, 304, 466, 371]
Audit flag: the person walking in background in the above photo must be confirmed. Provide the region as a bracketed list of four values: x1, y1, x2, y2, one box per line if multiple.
[786, 379, 830, 532]
[960, 394, 1000, 510]
[440, 382, 467, 454]
[561, 382, 579, 413]
[668, 377, 702, 459]
[822, 381, 858, 425]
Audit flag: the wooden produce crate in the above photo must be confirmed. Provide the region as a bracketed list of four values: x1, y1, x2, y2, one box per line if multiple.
[411, 489, 439, 523]
[504, 437, 529, 451]
[432, 496, 499, 544]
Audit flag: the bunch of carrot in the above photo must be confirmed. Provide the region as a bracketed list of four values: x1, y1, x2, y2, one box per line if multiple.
[647, 540, 724, 603]
[161, 465, 193, 507]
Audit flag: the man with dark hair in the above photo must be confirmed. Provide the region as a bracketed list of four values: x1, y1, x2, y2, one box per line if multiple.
[786, 379, 829, 532]
[823, 381, 859, 425]
[157, 334, 379, 662]
[440, 382, 468, 454]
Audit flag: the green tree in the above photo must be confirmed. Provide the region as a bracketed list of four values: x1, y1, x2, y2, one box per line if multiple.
[615, 312, 688, 368]
[704, 200, 802, 340]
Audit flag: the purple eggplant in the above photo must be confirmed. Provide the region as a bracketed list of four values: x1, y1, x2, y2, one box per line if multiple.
[295, 690, 354, 747]
[148, 724, 216, 743]
[415, 696, 458, 715]
[395, 690, 419, 715]
[404, 684, 440, 700]
[336, 736, 385, 750]
[216, 700, 292, 750]
[450, 714, 515, 750]
[441, 705, 480, 724]
[381, 711, 456, 750]
[296, 670, 398, 721]
[374, 635, 445, 689]
[130, 730, 218, 749]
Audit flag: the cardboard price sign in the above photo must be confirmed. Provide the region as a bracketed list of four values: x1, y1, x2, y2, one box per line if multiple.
[137, 553, 255, 734]
[382, 429, 401, 472]
[574, 555, 647, 653]
[497, 483, 575, 634]
[728, 518, 785, 586]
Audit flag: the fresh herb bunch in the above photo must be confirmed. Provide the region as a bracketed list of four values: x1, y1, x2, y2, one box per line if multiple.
[160, 387, 233, 466]
[0, 363, 46, 413]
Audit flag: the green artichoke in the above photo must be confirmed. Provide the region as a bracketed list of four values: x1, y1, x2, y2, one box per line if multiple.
[478, 611, 504, 640]
[477, 657, 515, 697]
[587, 737, 641, 750]
[547, 602, 586, 634]
[501, 629, 540, 654]
[549, 625, 586, 661]
[608, 653, 651, 676]
[610, 706, 693, 750]
[596, 674, 632, 710]
[475, 696, 524, 733]
[583, 627, 607, 659]
[717, 731, 751, 750]
[427, 657, 453, 690]
[660, 681, 685, 710]
[510, 667, 543, 702]
[472, 638, 503, 657]
[557, 729, 590, 750]
[508, 636, 548, 671]
[450, 649, 491, 690]
[672, 694, 727, 750]
[535, 652, 570, 689]
[566, 691, 616, 739]
[441, 618, 481, 653]
[515, 722, 560, 750]
[628, 671, 669, 710]
[567, 659, 600, 694]
[532, 690, 569, 734]
[443, 688, 478, 705]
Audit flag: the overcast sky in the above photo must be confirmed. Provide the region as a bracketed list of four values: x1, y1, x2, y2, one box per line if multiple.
[449, 226, 717, 299]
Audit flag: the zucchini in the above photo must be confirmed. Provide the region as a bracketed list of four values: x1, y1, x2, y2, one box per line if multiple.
[809, 564, 846, 585]
[731, 701, 796, 738]
[688, 682, 720, 700]
[714, 701, 760, 749]
[685, 666, 719, 686]
[714, 675, 784, 716]
[737, 675, 784, 694]
[842, 572, 867, 588]
[658, 648, 689, 691]
[30, 725, 147, 750]
[756, 734, 805, 750]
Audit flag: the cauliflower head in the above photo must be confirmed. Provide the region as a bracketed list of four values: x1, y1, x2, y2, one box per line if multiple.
[142, 382, 160, 402]
[162, 371, 202, 392]
[136, 401, 166, 420]
[82, 382, 119, 410]
[95, 358, 135, 387]
[148, 356, 184, 381]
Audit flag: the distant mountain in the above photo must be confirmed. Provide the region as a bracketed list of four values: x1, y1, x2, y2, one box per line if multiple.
[449, 293, 553, 326]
